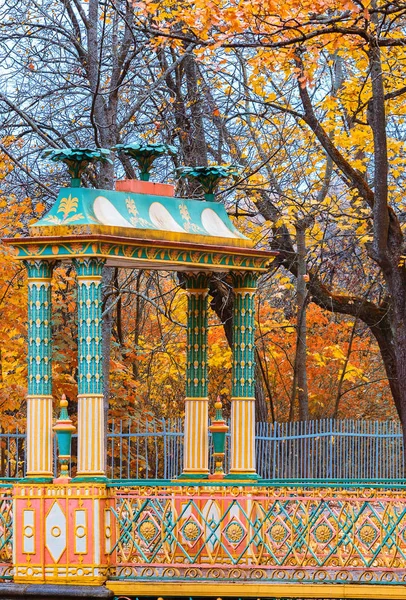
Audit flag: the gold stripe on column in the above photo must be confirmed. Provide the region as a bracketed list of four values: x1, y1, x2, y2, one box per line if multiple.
[229, 397, 256, 474]
[182, 399, 209, 474]
[77, 395, 104, 476]
[26, 397, 53, 476]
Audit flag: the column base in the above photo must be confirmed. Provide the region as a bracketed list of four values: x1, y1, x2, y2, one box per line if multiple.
[177, 472, 209, 480]
[72, 475, 108, 483]
[225, 472, 260, 481]
[21, 476, 54, 483]
[14, 481, 109, 585]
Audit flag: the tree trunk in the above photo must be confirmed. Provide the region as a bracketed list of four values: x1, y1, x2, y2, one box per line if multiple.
[293, 223, 309, 421]
[255, 365, 270, 422]
[132, 270, 144, 380]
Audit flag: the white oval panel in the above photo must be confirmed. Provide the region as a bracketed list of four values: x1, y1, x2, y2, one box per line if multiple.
[201, 208, 238, 238]
[93, 195, 134, 228]
[149, 202, 186, 232]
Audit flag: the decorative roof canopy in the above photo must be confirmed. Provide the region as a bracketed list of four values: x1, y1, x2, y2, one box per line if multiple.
[6, 180, 276, 272]
[31, 185, 249, 245]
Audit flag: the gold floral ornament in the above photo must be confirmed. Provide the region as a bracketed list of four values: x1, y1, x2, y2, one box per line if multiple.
[139, 520, 158, 542]
[44, 194, 84, 225]
[182, 521, 200, 542]
[359, 524, 377, 545]
[225, 521, 244, 544]
[179, 203, 202, 233]
[269, 523, 288, 543]
[314, 524, 333, 544]
[125, 197, 151, 227]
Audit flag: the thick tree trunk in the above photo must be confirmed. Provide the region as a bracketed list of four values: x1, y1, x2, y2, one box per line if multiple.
[293, 223, 309, 421]
[384, 272, 406, 466]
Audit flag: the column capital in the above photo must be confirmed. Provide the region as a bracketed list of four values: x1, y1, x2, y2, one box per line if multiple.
[183, 271, 211, 292]
[73, 257, 105, 277]
[231, 270, 260, 291]
[23, 259, 57, 280]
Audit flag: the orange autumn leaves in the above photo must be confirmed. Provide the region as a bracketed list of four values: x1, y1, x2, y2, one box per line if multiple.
[0, 144, 394, 428]
[0, 251, 393, 428]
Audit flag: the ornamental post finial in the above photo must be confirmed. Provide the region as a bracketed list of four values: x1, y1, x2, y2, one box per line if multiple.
[208, 395, 229, 480]
[53, 394, 76, 483]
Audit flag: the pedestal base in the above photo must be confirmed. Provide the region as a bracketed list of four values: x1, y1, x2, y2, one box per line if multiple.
[13, 483, 109, 585]
[0, 583, 113, 599]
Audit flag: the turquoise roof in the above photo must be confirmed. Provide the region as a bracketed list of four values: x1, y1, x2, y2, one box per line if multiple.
[31, 187, 250, 247]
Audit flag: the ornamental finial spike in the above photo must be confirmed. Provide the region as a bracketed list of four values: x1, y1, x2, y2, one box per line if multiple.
[215, 396, 223, 420]
[53, 394, 76, 483]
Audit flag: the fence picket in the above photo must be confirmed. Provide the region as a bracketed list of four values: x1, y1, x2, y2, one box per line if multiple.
[1, 418, 404, 480]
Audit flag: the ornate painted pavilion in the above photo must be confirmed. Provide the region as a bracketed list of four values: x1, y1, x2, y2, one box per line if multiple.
[2, 171, 406, 600]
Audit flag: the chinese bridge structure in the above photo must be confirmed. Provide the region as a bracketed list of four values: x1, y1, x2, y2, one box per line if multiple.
[1, 177, 406, 599]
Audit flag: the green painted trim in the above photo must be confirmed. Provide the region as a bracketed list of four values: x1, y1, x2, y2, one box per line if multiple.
[4, 477, 406, 489]
[176, 474, 209, 481]
[13, 239, 270, 271]
[224, 473, 260, 481]
[71, 475, 108, 483]
[20, 476, 54, 483]
[106, 478, 406, 489]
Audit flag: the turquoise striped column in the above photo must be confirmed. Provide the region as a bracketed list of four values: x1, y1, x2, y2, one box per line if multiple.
[181, 272, 210, 478]
[24, 259, 55, 479]
[73, 258, 105, 478]
[229, 271, 259, 478]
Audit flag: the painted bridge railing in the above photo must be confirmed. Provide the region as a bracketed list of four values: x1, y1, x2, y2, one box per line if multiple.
[0, 487, 13, 580]
[1, 419, 404, 481]
[108, 484, 406, 586]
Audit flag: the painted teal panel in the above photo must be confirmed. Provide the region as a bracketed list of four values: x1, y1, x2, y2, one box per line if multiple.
[24, 260, 54, 396]
[33, 187, 247, 240]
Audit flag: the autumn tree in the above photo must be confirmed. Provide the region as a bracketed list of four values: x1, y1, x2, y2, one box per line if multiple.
[0, 0, 403, 432]
[132, 0, 406, 442]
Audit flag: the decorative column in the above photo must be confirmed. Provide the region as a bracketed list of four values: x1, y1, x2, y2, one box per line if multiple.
[229, 271, 259, 478]
[181, 272, 210, 478]
[73, 258, 106, 478]
[24, 259, 55, 479]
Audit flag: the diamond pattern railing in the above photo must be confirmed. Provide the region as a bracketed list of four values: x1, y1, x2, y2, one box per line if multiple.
[108, 486, 406, 585]
[0, 489, 13, 580]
